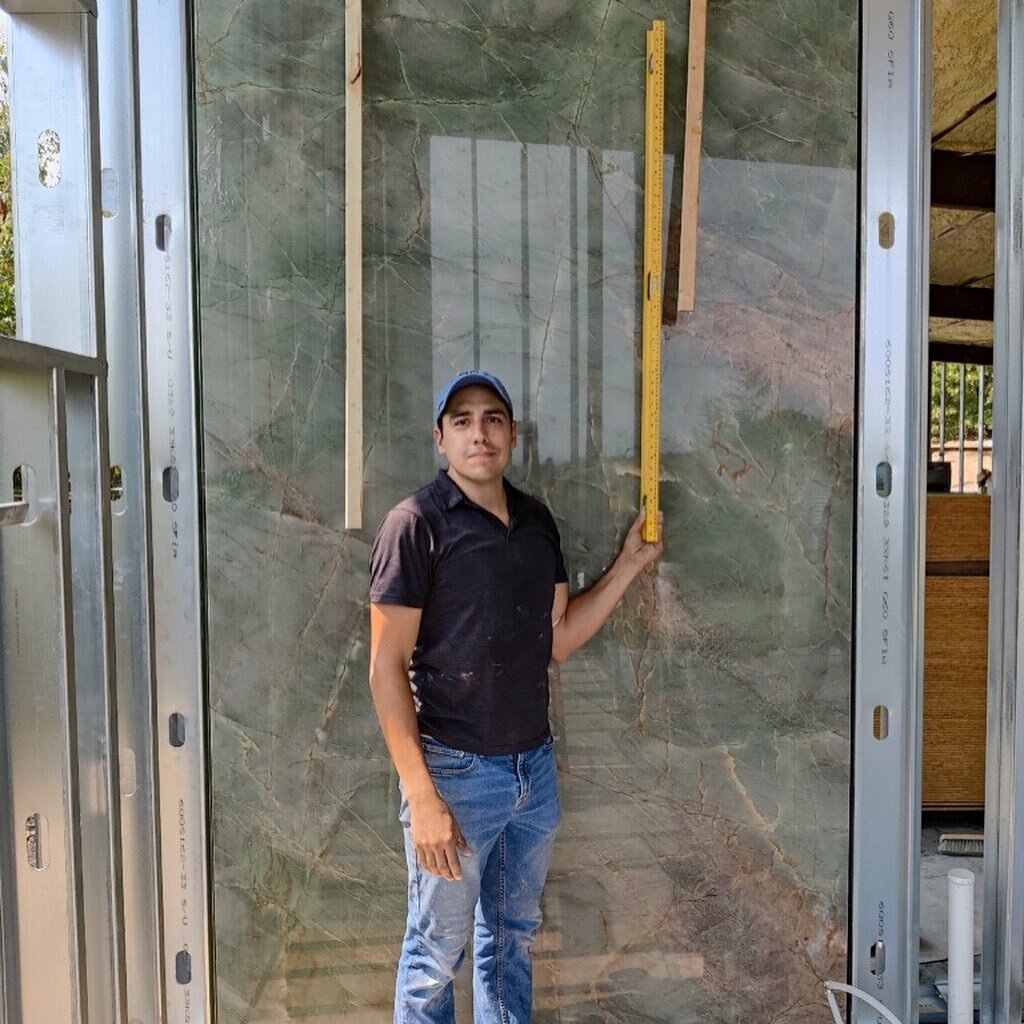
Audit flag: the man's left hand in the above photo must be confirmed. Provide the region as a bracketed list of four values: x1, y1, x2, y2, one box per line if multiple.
[619, 507, 664, 571]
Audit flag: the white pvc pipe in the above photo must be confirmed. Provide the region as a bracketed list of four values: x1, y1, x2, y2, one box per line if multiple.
[947, 868, 975, 1024]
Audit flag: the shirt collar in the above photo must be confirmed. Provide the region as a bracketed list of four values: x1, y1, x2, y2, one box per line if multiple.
[430, 469, 521, 519]
[431, 469, 465, 511]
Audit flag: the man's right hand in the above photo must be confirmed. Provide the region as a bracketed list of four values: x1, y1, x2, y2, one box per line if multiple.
[408, 791, 471, 881]
[369, 602, 471, 880]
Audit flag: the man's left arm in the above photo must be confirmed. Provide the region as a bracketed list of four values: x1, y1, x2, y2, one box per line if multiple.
[550, 508, 664, 663]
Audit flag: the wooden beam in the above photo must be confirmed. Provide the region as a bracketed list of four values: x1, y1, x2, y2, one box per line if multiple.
[931, 150, 995, 211]
[676, 0, 706, 313]
[929, 284, 994, 321]
[928, 340, 994, 367]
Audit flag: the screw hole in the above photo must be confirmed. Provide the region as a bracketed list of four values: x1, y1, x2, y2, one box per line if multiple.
[37, 129, 61, 187]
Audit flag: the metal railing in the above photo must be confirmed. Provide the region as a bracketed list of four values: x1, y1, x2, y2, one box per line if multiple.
[930, 361, 993, 494]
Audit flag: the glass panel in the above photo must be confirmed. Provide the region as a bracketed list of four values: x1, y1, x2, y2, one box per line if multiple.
[194, 1, 857, 1019]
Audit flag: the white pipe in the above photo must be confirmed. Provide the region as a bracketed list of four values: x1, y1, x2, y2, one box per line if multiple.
[824, 981, 903, 1024]
[947, 867, 975, 1024]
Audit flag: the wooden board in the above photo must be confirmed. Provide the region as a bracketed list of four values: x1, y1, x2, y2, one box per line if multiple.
[922, 494, 990, 809]
[345, 0, 364, 529]
[676, 0, 706, 313]
[926, 493, 991, 563]
[922, 574, 988, 809]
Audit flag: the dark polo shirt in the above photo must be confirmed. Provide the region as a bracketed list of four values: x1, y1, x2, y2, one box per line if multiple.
[369, 470, 568, 755]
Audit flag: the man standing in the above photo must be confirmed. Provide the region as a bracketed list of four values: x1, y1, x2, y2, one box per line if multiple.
[369, 369, 663, 1023]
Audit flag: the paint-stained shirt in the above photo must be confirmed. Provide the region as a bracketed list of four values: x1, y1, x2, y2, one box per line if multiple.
[370, 470, 568, 755]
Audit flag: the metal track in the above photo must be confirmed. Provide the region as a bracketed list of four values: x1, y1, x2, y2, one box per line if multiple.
[98, 0, 166, 1019]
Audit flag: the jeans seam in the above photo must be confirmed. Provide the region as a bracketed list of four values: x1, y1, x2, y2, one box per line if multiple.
[400, 845, 420, 1024]
[496, 830, 509, 1024]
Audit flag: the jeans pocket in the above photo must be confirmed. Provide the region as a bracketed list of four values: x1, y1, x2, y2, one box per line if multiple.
[421, 739, 478, 776]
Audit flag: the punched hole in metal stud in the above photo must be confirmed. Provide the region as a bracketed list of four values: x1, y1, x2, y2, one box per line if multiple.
[1, 465, 35, 527]
[120, 747, 138, 797]
[38, 129, 61, 187]
[878, 211, 895, 249]
[156, 214, 172, 252]
[175, 950, 191, 984]
[870, 939, 886, 975]
[101, 167, 119, 219]
[162, 466, 179, 503]
[25, 813, 48, 870]
[169, 713, 186, 748]
[873, 705, 890, 740]
[110, 465, 126, 515]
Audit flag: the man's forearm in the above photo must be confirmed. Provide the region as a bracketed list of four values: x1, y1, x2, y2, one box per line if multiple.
[369, 653, 469, 881]
[550, 508, 663, 663]
[369, 665, 436, 801]
[551, 557, 644, 662]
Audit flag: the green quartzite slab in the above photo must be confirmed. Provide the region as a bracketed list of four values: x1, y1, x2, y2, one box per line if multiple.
[194, 0, 856, 1019]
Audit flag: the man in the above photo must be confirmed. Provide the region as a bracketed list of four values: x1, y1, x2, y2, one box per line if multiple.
[369, 369, 663, 1023]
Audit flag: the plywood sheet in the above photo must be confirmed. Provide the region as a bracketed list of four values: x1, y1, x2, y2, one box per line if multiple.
[937, 102, 997, 154]
[930, 209, 993, 287]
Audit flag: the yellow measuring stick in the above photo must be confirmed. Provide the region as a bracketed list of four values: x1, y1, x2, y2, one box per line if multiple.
[640, 19, 665, 542]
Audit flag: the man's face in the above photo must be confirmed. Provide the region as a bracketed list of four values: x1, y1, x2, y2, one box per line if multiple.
[435, 385, 517, 487]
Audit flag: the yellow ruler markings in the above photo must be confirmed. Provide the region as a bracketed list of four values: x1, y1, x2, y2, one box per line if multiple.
[641, 19, 665, 542]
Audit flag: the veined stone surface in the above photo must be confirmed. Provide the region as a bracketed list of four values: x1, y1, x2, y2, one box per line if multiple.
[194, 0, 856, 1019]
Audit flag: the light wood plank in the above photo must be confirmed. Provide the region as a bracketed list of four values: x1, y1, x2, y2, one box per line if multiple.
[345, 0, 364, 529]
[677, 0, 707, 313]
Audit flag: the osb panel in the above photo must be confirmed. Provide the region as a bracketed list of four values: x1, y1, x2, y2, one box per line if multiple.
[930, 208, 994, 287]
[926, 494, 991, 563]
[932, 0, 997, 144]
[923, 575, 988, 809]
[936, 102, 997, 153]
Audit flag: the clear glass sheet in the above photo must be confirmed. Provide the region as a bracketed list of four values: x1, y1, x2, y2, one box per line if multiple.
[194, 1, 857, 1019]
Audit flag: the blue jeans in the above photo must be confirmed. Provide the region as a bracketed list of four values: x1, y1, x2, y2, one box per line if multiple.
[395, 736, 561, 1024]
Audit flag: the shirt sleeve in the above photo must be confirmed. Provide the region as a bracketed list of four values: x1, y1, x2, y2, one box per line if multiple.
[555, 549, 569, 585]
[545, 507, 569, 585]
[369, 507, 433, 607]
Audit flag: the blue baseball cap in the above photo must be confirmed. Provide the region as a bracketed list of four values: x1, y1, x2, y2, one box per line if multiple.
[435, 370, 514, 426]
